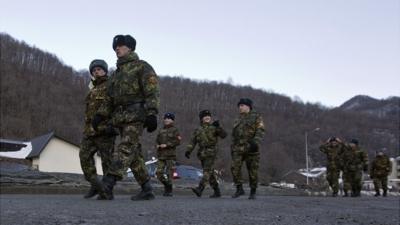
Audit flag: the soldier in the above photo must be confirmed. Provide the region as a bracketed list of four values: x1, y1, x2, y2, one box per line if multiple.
[319, 137, 345, 197]
[185, 110, 227, 198]
[341, 139, 368, 197]
[370, 149, 392, 197]
[93, 35, 160, 200]
[231, 98, 265, 200]
[155, 112, 181, 196]
[79, 59, 116, 199]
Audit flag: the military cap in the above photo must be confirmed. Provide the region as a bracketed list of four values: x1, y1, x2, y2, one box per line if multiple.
[89, 59, 108, 75]
[237, 98, 253, 110]
[164, 112, 175, 121]
[199, 110, 212, 120]
[350, 139, 359, 146]
[112, 34, 136, 51]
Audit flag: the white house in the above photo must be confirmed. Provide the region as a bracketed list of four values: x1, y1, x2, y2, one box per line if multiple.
[25, 132, 103, 175]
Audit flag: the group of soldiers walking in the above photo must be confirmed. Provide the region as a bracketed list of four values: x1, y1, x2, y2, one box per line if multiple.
[79, 34, 392, 201]
[79, 34, 265, 201]
[319, 138, 392, 197]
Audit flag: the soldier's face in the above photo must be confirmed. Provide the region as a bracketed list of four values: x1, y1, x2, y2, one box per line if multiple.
[239, 104, 250, 114]
[164, 118, 173, 126]
[92, 67, 106, 78]
[202, 116, 211, 124]
[115, 45, 131, 58]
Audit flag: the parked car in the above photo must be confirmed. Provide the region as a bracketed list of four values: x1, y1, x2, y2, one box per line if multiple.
[127, 157, 203, 181]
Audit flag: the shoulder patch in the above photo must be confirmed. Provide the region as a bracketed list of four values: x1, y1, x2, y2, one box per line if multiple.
[257, 121, 264, 129]
[148, 75, 158, 85]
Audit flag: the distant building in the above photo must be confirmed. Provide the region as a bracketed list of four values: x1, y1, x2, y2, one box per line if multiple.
[281, 167, 327, 188]
[0, 139, 30, 158]
[388, 157, 400, 190]
[389, 157, 400, 180]
[1, 132, 103, 175]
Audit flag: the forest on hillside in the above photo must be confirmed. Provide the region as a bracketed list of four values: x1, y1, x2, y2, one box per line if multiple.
[1, 33, 398, 183]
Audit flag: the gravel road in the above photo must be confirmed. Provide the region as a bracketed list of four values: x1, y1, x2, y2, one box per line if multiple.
[1, 194, 398, 225]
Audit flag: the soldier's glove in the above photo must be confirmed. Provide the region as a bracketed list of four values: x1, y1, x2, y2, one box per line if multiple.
[105, 124, 119, 137]
[92, 114, 104, 131]
[363, 165, 368, 172]
[185, 151, 191, 159]
[248, 139, 259, 153]
[144, 115, 157, 133]
[212, 120, 220, 128]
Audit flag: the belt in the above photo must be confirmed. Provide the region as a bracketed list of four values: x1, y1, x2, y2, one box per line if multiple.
[115, 101, 144, 112]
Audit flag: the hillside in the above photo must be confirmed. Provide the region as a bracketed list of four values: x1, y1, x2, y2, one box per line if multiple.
[1, 33, 398, 183]
[339, 95, 399, 119]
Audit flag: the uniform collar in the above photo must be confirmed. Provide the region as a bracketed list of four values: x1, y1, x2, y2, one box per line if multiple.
[93, 76, 108, 86]
[117, 52, 139, 67]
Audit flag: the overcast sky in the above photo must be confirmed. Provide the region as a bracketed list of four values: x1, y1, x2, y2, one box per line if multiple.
[1, 0, 399, 107]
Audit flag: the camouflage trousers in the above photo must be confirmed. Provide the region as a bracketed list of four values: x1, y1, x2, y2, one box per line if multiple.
[231, 145, 260, 189]
[343, 170, 363, 194]
[156, 159, 175, 186]
[79, 135, 114, 183]
[373, 175, 388, 192]
[198, 155, 219, 189]
[326, 166, 340, 193]
[108, 122, 149, 185]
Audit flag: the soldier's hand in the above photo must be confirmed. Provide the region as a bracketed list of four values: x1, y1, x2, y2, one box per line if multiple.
[144, 115, 157, 133]
[160, 144, 167, 148]
[92, 114, 104, 131]
[248, 139, 259, 153]
[212, 120, 220, 128]
[105, 124, 119, 137]
[185, 151, 191, 159]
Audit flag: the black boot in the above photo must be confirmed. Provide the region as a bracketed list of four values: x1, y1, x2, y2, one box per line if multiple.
[232, 184, 245, 198]
[131, 180, 155, 201]
[374, 190, 380, 197]
[343, 191, 348, 197]
[210, 186, 221, 198]
[248, 188, 256, 200]
[191, 184, 205, 197]
[163, 183, 173, 197]
[332, 191, 338, 197]
[383, 189, 387, 197]
[97, 175, 116, 200]
[84, 185, 98, 199]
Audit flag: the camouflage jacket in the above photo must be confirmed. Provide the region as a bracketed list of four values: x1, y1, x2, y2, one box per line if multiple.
[83, 76, 110, 137]
[232, 111, 265, 147]
[97, 52, 159, 125]
[319, 142, 345, 169]
[156, 125, 181, 160]
[341, 145, 369, 172]
[370, 155, 391, 177]
[187, 123, 227, 159]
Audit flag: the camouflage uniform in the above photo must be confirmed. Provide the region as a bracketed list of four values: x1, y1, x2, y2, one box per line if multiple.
[341, 144, 368, 197]
[97, 51, 159, 199]
[319, 141, 345, 196]
[370, 154, 391, 196]
[80, 76, 114, 194]
[155, 124, 181, 191]
[186, 122, 227, 196]
[231, 110, 265, 193]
